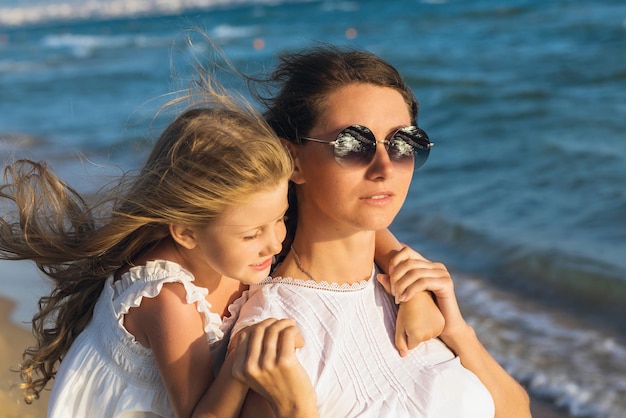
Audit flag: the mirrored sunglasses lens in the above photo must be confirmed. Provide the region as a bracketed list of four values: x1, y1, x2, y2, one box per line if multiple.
[395, 126, 431, 148]
[413, 149, 430, 170]
[388, 138, 415, 163]
[334, 125, 376, 166]
[391, 126, 431, 169]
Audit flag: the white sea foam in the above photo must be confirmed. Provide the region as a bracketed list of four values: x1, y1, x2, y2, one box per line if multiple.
[454, 274, 626, 418]
[210, 23, 258, 40]
[0, 0, 274, 27]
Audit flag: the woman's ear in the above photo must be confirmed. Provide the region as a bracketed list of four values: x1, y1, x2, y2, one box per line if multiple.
[169, 223, 197, 250]
[281, 138, 305, 185]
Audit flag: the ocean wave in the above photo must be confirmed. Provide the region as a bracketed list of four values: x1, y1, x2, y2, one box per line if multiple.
[0, 0, 282, 27]
[41, 33, 146, 57]
[455, 274, 626, 418]
[37, 32, 181, 60]
[398, 213, 626, 321]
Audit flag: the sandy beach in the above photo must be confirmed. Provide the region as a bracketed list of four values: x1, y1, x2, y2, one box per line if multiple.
[0, 296, 48, 418]
[0, 295, 573, 418]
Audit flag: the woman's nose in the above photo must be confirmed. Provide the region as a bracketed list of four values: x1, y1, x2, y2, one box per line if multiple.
[367, 142, 394, 180]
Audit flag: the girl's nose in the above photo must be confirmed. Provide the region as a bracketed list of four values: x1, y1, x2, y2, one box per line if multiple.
[264, 226, 284, 256]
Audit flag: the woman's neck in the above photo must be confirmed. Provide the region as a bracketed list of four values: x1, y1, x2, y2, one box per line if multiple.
[276, 231, 376, 285]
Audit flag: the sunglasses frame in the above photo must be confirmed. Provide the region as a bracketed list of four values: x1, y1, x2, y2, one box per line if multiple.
[300, 124, 433, 170]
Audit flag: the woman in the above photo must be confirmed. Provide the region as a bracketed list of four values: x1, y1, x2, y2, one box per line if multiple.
[233, 46, 531, 417]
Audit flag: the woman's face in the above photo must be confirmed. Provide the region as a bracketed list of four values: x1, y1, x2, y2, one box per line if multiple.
[293, 83, 414, 234]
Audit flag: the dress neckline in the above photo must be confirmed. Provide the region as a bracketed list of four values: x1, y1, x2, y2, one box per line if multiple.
[259, 265, 376, 292]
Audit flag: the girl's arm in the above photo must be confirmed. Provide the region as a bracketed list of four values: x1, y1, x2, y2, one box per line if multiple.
[130, 282, 248, 418]
[386, 246, 531, 418]
[137, 284, 316, 418]
[374, 229, 445, 356]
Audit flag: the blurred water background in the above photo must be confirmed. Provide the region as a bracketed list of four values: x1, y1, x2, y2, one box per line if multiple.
[1, 0, 625, 416]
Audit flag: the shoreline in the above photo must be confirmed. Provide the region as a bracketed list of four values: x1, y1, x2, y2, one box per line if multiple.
[0, 295, 573, 418]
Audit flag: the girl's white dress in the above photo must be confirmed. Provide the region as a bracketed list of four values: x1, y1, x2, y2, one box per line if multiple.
[47, 260, 244, 418]
[233, 266, 496, 418]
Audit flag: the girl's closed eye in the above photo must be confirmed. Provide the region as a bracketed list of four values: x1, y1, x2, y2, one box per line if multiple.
[241, 210, 288, 241]
[243, 230, 262, 241]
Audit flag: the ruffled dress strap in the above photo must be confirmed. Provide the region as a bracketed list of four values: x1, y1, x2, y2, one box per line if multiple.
[111, 260, 225, 344]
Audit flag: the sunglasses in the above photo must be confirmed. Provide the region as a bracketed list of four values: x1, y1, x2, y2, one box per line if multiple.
[301, 124, 433, 170]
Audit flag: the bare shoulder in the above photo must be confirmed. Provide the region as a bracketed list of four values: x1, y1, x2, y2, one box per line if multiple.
[124, 281, 204, 348]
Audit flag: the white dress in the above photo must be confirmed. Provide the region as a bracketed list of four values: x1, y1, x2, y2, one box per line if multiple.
[48, 260, 245, 418]
[232, 266, 495, 418]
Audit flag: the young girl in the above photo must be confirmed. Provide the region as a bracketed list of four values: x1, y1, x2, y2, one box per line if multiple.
[0, 90, 318, 416]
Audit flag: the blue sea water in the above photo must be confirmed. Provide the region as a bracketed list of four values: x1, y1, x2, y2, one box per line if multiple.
[1, 0, 625, 416]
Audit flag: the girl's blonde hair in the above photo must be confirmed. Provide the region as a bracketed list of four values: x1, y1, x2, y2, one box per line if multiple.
[0, 73, 292, 404]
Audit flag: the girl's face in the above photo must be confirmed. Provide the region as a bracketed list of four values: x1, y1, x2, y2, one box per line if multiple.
[294, 83, 414, 234]
[191, 180, 289, 284]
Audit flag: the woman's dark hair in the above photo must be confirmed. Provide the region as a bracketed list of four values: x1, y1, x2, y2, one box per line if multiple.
[252, 45, 419, 143]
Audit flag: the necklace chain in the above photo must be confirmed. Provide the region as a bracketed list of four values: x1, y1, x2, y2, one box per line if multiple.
[291, 246, 316, 282]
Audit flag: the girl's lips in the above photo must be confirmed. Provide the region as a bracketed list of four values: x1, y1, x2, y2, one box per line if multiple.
[250, 257, 273, 271]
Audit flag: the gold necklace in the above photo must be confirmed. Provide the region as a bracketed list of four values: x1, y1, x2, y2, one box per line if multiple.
[291, 246, 316, 281]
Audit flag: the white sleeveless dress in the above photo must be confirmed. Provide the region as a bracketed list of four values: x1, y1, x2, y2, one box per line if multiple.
[233, 266, 495, 418]
[47, 260, 245, 418]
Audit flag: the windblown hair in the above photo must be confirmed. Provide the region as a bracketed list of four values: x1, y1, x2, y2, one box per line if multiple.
[252, 45, 419, 143]
[0, 88, 292, 403]
[249, 45, 419, 251]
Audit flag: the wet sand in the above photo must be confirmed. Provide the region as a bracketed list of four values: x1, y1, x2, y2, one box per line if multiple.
[0, 294, 571, 418]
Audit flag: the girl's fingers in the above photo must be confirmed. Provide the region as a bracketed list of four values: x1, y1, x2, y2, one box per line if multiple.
[395, 328, 409, 358]
[376, 273, 393, 294]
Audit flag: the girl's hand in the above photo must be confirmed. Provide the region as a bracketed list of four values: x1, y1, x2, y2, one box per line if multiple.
[231, 318, 318, 418]
[379, 246, 469, 345]
[395, 292, 444, 356]
[378, 246, 447, 355]
[374, 230, 445, 355]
